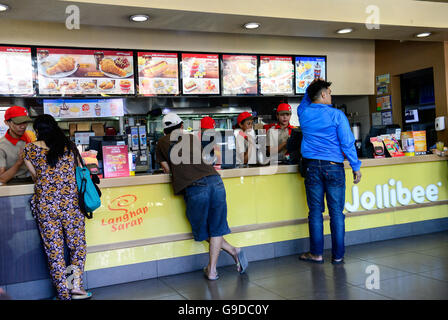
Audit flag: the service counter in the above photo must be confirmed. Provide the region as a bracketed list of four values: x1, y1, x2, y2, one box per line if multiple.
[1, 155, 448, 299]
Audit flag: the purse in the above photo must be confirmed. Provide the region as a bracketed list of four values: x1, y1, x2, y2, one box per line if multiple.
[72, 143, 101, 219]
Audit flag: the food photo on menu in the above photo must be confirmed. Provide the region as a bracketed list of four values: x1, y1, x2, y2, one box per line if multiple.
[181, 53, 220, 95]
[258, 56, 294, 95]
[0, 46, 34, 95]
[221, 54, 258, 95]
[295, 56, 326, 94]
[36, 48, 135, 95]
[137, 52, 179, 95]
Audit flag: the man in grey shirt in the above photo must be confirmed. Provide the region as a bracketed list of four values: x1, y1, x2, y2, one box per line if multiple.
[0, 106, 33, 184]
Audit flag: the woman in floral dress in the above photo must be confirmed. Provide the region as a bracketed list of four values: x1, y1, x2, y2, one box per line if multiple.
[23, 114, 91, 300]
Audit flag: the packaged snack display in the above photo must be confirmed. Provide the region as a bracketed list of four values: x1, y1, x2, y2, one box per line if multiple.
[370, 137, 385, 158]
[412, 130, 427, 155]
[401, 131, 415, 156]
[382, 135, 404, 157]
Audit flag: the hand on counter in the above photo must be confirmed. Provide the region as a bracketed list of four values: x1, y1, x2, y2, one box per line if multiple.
[353, 170, 362, 184]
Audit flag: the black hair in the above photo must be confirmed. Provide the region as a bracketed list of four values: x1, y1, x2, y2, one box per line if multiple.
[163, 122, 183, 135]
[33, 114, 73, 168]
[306, 80, 332, 102]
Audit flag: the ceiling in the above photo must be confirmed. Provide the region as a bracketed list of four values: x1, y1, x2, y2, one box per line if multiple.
[0, 0, 447, 41]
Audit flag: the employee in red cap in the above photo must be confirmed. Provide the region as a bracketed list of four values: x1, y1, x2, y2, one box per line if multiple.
[234, 111, 256, 165]
[199, 116, 217, 165]
[0, 106, 33, 184]
[266, 103, 296, 162]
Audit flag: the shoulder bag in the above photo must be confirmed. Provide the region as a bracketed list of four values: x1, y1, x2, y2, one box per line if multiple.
[72, 143, 102, 219]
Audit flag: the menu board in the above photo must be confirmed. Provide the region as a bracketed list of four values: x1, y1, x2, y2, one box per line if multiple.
[102, 145, 130, 178]
[295, 56, 326, 94]
[137, 52, 179, 95]
[259, 56, 294, 95]
[36, 48, 135, 95]
[0, 46, 34, 95]
[222, 55, 257, 95]
[43, 98, 124, 119]
[181, 53, 220, 95]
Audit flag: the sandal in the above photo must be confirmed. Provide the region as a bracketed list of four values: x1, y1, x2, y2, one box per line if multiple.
[71, 290, 93, 300]
[299, 252, 324, 264]
[236, 249, 248, 274]
[331, 258, 344, 265]
[203, 267, 219, 281]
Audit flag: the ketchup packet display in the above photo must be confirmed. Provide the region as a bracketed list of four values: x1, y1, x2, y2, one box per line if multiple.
[370, 137, 385, 158]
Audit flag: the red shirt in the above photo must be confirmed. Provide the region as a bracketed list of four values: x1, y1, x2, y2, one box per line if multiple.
[264, 123, 296, 135]
[4, 130, 31, 146]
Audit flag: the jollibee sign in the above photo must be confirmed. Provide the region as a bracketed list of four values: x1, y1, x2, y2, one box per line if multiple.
[345, 179, 442, 212]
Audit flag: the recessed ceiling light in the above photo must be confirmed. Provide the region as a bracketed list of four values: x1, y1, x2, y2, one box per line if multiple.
[130, 14, 149, 22]
[0, 4, 10, 12]
[337, 28, 353, 34]
[415, 32, 431, 38]
[244, 22, 260, 30]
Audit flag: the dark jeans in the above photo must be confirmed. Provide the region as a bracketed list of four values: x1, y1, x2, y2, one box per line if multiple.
[304, 159, 346, 260]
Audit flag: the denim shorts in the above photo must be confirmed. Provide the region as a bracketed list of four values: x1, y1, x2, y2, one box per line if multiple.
[183, 175, 231, 242]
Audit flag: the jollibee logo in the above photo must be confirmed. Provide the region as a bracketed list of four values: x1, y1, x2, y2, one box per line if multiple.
[102, 194, 148, 232]
[346, 179, 442, 212]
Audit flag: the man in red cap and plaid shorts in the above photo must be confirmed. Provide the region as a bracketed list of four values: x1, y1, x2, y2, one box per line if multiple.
[0, 106, 33, 184]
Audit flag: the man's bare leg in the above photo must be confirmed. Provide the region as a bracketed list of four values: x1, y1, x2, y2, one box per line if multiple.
[205, 236, 223, 279]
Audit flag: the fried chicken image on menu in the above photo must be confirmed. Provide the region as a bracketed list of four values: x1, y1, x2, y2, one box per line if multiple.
[100, 58, 127, 77]
[46, 56, 76, 75]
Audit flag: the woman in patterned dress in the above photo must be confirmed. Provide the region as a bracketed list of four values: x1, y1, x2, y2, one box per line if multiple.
[23, 114, 92, 300]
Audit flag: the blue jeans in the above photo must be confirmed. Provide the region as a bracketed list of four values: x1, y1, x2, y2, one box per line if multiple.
[183, 175, 231, 242]
[304, 159, 346, 260]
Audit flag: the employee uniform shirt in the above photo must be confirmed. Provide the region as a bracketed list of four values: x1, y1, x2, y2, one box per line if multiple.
[267, 123, 295, 161]
[297, 92, 362, 171]
[234, 129, 257, 165]
[0, 131, 31, 179]
[156, 132, 218, 194]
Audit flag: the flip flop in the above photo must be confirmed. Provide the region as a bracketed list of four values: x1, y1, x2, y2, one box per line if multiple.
[203, 267, 219, 281]
[71, 291, 93, 300]
[299, 252, 324, 264]
[331, 258, 344, 265]
[236, 249, 248, 274]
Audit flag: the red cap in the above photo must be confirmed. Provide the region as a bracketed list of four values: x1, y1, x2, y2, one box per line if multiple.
[237, 111, 253, 125]
[4, 106, 32, 124]
[276, 103, 292, 114]
[201, 116, 215, 129]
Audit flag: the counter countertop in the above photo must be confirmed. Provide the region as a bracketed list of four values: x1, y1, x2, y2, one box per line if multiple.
[1, 154, 446, 197]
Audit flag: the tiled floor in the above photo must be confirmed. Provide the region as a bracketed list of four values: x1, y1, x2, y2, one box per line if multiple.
[90, 231, 448, 300]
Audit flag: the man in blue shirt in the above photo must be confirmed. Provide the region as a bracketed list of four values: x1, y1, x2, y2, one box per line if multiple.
[298, 80, 362, 265]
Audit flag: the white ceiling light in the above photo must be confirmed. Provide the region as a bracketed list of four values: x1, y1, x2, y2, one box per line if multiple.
[130, 14, 149, 22]
[0, 4, 9, 11]
[244, 22, 260, 30]
[415, 32, 432, 38]
[336, 28, 353, 34]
